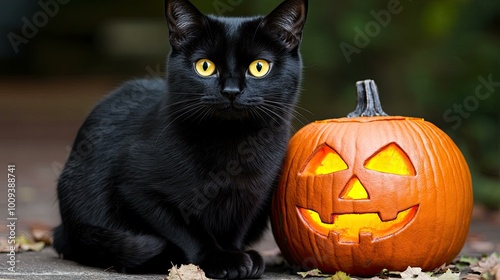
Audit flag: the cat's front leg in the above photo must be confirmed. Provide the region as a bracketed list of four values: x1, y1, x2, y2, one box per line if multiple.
[122, 193, 264, 279]
[198, 247, 264, 279]
[196, 212, 266, 278]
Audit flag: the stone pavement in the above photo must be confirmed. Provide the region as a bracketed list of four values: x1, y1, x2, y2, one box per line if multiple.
[0, 248, 302, 280]
[0, 232, 303, 280]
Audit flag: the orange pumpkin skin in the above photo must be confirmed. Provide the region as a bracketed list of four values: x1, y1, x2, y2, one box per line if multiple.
[271, 81, 473, 276]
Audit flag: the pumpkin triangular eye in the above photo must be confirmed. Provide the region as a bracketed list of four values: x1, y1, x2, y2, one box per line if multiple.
[301, 144, 348, 176]
[364, 143, 416, 176]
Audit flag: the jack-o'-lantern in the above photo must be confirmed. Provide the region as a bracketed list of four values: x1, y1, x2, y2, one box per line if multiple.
[271, 80, 473, 276]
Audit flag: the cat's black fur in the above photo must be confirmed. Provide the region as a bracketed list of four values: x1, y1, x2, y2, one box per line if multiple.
[53, 0, 307, 278]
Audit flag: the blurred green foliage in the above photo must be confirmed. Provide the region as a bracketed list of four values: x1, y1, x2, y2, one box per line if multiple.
[1, 0, 499, 208]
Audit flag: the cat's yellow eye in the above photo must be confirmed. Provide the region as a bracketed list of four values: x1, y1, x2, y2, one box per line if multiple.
[248, 60, 270, 78]
[195, 59, 216, 77]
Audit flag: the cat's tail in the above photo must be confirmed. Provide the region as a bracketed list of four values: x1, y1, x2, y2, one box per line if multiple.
[53, 223, 175, 273]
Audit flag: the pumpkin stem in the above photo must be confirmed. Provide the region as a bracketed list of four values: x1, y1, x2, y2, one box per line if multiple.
[347, 80, 388, 118]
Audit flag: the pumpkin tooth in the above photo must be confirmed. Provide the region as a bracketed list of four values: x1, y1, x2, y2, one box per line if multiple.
[377, 209, 399, 222]
[327, 230, 341, 243]
[359, 231, 374, 243]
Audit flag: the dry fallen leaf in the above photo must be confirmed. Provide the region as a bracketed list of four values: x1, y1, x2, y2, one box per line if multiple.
[19, 241, 45, 252]
[436, 269, 459, 280]
[471, 254, 500, 274]
[16, 234, 46, 252]
[328, 271, 351, 280]
[401, 267, 422, 279]
[432, 263, 449, 274]
[166, 264, 210, 280]
[492, 264, 500, 280]
[374, 267, 459, 280]
[1, 223, 53, 254]
[30, 223, 53, 245]
[0, 234, 46, 253]
[465, 254, 500, 280]
[297, 268, 332, 278]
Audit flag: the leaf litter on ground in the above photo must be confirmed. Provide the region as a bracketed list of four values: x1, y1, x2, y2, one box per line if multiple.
[0, 223, 52, 254]
[298, 268, 335, 278]
[468, 253, 500, 280]
[295, 261, 500, 280]
[0, 233, 46, 253]
[165, 264, 210, 280]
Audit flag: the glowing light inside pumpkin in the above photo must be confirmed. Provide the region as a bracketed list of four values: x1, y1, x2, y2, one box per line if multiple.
[364, 143, 416, 176]
[298, 205, 418, 243]
[297, 142, 419, 243]
[301, 145, 348, 176]
[340, 177, 369, 200]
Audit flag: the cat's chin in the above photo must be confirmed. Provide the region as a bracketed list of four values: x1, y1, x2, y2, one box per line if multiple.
[210, 106, 257, 121]
[201, 97, 265, 121]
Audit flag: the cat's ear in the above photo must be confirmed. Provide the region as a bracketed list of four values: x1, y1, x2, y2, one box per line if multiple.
[261, 0, 308, 50]
[165, 0, 205, 49]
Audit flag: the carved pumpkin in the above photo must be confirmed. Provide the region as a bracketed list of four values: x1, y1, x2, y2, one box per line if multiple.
[271, 80, 473, 276]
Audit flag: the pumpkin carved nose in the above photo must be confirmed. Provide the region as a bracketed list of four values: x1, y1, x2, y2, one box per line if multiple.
[340, 177, 369, 200]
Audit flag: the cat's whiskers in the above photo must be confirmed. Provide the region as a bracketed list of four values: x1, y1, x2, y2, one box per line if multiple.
[256, 98, 312, 133]
[193, 107, 214, 127]
[248, 107, 269, 125]
[159, 102, 206, 128]
[157, 92, 205, 113]
[263, 99, 314, 127]
[254, 104, 296, 133]
[154, 102, 207, 150]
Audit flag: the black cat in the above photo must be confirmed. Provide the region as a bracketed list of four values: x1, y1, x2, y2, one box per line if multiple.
[53, 0, 308, 278]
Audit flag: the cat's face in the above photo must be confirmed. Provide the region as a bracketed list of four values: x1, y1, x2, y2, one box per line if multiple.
[165, 0, 308, 123]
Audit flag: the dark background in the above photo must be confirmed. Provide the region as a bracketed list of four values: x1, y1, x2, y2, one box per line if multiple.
[0, 0, 499, 220]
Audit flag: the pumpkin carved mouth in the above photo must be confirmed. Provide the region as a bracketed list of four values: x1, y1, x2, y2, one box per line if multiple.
[297, 205, 419, 243]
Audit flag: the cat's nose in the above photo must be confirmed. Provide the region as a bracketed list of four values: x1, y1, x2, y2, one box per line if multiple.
[221, 88, 241, 102]
[221, 85, 242, 102]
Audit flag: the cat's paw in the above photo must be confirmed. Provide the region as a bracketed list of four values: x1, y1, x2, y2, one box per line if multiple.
[246, 250, 265, 277]
[200, 250, 264, 279]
